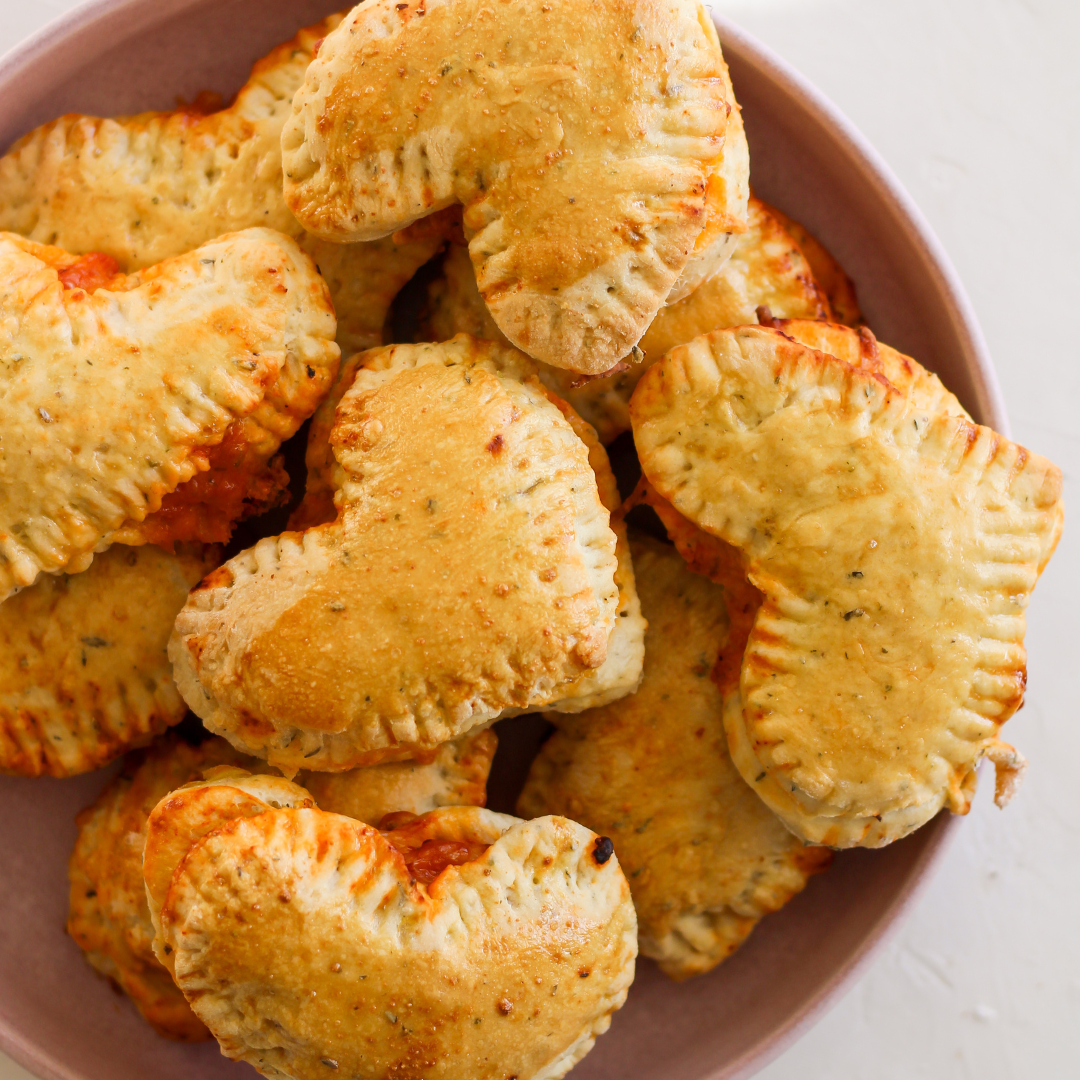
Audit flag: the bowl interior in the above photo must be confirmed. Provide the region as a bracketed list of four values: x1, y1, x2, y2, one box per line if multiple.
[0, 5, 996, 1080]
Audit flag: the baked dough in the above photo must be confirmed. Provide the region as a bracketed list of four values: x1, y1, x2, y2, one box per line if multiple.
[290, 347, 646, 710]
[154, 803, 636, 1080]
[519, 536, 829, 979]
[298, 727, 498, 824]
[67, 734, 251, 1040]
[68, 728, 498, 1037]
[631, 326, 1064, 846]
[0, 544, 218, 778]
[143, 769, 317, 967]
[419, 197, 830, 441]
[171, 337, 638, 774]
[0, 228, 338, 597]
[666, 46, 751, 303]
[769, 206, 863, 325]
[282, 0, 739, 373]
[0, 14, 453, 356]
[765, 317, 969, 420]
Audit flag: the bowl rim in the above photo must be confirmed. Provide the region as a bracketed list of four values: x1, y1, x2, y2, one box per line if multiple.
[0, 4, 1002, 1080]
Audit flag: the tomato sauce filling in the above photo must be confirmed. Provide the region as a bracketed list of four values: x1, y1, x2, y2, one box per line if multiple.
[380, 813, 491, 885]
[57, 251, 126, 293]
[139, 425, 290, 547]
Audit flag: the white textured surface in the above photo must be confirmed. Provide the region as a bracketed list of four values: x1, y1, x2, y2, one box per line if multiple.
[0, 1, 1076, 1078]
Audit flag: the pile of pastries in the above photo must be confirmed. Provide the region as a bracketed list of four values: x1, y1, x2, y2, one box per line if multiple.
[0, 1, 1063, 1077]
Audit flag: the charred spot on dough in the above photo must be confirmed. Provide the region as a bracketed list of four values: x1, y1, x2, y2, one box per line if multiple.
[486, 433, 505, 454]
[592, 836, 614, 865]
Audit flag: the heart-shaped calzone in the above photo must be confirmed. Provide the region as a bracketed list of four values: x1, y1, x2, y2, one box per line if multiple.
[520, 535, 830, 979]
[149, 796, 636, 1080]
[282, 0, 744, 373]
[0, 228, 338, 597]
[631, 325, 1063, 846]
[0, 13, 455, 356]
[69, 729, 498, 1036]
[171, 336, 644, 774]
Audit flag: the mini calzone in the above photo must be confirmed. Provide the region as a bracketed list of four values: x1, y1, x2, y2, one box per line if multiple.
[171, 336, 645, 774]
[631, 326, 1063, 847]
[520, 536, 831, 978]
[0, 228, 338, 597]
[282, 0, 746, 373]
[146, 792, 636, 1080]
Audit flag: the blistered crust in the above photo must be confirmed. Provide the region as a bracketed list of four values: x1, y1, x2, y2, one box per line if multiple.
[0, 544, 218, 777]
[159, 806, 636, 1080]
[0, 14, 451, 356]
[282, 0, 734, 373]
[419, 197, 829, 441]
[0, 228, 337, 596]
[171, 337, 623, 773]
[631, 326, 1063, 846]
[520, 537, 828, 978]
[66, 734, 254, 1040]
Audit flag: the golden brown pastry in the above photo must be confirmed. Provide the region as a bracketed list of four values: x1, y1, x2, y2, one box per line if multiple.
[150, 798, 636, 1080]
[520, 536, 830, 979]
[764, 317, 970, 420]
[171, 337, 644, 774]
[69, 728, 497, 1038]
[296, 727, 498, 824]
[0, 229, 338, 598]
[769, 206, 863, 325]
[290, 346, 646, 708]
[66, 734, 250, 1040]
[0, 545, 218, 778]
[0, 14, 453, 355]
[282, 0, 742, 373]
[665, 48, 751, 303]
[143, 768, 318, 966]
[631, 325, 1064, 847]
[418, 196, 830, 441]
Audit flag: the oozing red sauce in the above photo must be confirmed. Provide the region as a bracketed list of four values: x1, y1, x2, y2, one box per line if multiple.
[380, 814, 490, 885]
[57, 252, 124, 293]
[399, 839, 490, 885]
[139, 424, 289, 547]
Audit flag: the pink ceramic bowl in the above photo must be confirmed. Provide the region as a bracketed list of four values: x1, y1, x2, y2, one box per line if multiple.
[0, 4, 1007, 1080]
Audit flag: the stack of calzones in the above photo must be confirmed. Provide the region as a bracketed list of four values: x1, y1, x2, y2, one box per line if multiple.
[0, 0, 1063, 1078]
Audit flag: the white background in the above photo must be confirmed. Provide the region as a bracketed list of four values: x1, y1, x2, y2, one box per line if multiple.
[0, 0, 1076, 1077]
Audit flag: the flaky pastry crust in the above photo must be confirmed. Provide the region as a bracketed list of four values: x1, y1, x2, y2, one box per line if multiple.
[155, 804, 636, 1080]
[298, 728, 498, 824]
[419, 197, 830, 441]
[171, 337, 630, 773]
[0, 228, 338, 597]
[290, 348, 646, 708]
[68, 730, 499, 1038]
[0, 14, 452, 355]
[631, 326, 1063, 846]
[66, 734, 253, 1040]
[768, 206, 863, 325]
[282, 0, 737, 373]
[520, 536, 829, 978]
[767, 318, 970, 421]
[0, 544, 218, 777]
